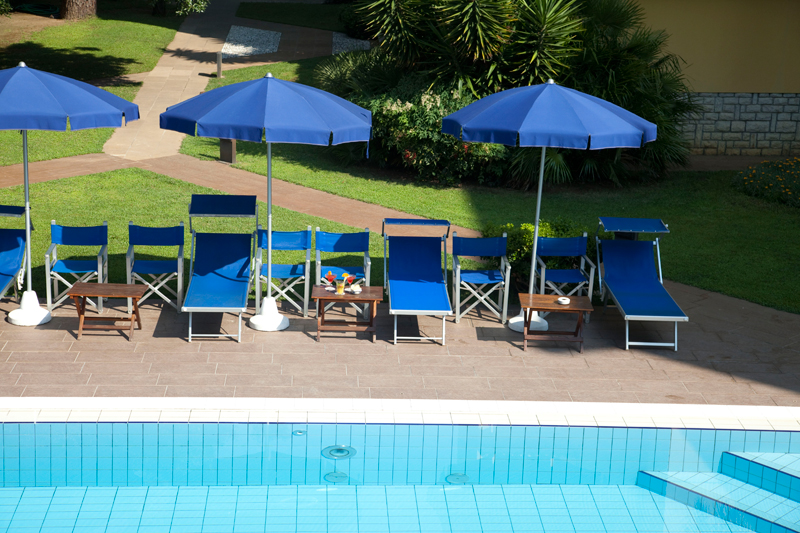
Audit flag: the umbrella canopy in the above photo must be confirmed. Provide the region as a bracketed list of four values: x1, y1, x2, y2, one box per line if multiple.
[442, 80, 656, 149]
[442, 79, 656, 331]
[0, 62, 139, 326]
[160, 73, 372, 330]
[160, 73, 371, 144]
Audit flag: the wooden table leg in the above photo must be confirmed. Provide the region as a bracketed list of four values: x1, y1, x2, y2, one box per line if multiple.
[316, 299, 324, 342]
[129, 297, 141, 341]
[575, 311, 585, 354]
[72, 295, 85, 339]
[522, 308, 530, 351]
[370, 300, 377, 343]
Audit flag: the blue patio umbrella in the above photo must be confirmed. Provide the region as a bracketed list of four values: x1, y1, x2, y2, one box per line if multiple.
[0, 62, 139, 326]
[160, 73, 372, 330]
[442, 79, 657, 331]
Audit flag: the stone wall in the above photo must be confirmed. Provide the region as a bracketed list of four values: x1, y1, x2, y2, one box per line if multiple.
[683, 93, 800, 156]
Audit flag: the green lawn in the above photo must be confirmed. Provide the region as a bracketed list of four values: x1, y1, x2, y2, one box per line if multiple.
[0, 84, 141, 166]
[0, 0, 182, 80]
[0, 168, 386, 298]
[209, 58, 325, 87]
[236, 2, 346, 32]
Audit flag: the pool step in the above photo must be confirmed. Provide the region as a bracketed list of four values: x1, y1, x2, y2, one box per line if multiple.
[721, 452, 800, 503]
[638, 471, 800, 533]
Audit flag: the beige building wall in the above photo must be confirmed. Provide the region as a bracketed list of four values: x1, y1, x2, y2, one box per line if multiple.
[637, 0, 800, 93]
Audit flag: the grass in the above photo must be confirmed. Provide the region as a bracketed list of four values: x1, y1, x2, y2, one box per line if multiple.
[0, 168, 387, 298]
[209, 58, 326, 88]
[0, 84, 141, 166]
[236, 2, 347, 33]
[0, 0, 183, 80]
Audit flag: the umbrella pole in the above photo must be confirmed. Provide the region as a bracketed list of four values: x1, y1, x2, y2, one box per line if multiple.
[248, 141, 288, 331]
[267, 142, 272, 299]
[528, 146, 546, 294]
[23, 130, 32, 292]
[508, 146, 548, 333]
[8, 130, 52, 326]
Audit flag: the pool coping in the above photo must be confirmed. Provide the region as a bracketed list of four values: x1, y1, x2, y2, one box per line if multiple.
[1, 398, 799, 430]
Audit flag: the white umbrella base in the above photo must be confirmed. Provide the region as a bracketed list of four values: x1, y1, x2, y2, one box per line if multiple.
[8, 290, 52, 326]
[507, 309, 548, 333]
[249, 296, 289, 331]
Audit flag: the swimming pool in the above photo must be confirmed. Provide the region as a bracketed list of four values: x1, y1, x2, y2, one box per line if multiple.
[1, 422, 798, 532]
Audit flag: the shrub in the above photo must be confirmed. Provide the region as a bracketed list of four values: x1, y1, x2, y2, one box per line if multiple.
[314, 48, 404, 98]
[357, 76, 508, 185]
[1, 0, 12, 16]
[339, 3, 370, 40]
[482, 218, 593, 284]
[734, 157, 800, 208]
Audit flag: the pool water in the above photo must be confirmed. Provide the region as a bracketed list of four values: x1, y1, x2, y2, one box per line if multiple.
[0, 423, 798, 533]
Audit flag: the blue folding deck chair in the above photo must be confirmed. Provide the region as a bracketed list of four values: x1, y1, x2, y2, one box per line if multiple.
[596, 217, 688, 350]
[383, 219, 452, 345]
[254, 226, 312, 317]
[0, 228, 26, 303]
[126, 222, 184, 314]
[315, 228, 371, 315]
[45, 221, 108, 312]
[181, 195, 257, 342]
[452, 232, 511, 324]
[535, 233, 596, 321]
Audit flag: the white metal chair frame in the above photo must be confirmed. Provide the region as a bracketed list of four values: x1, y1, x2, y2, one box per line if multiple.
[45, 221, 108, 312]
[254, 226, 312, 317]
[535, 232, 596, 321]
[452, 232, 511, 324]
[125, 222, 185, 314]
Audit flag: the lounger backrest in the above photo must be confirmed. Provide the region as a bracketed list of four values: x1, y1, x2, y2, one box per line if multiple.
[193, 233, 251, 279]
[453, 236, 506, 258]
[388, 236, 442, 282]
[257, 228, 311, 251]
[51, 222, 107, 246]
[0, 229, 25, 277]
[602, 239, 659, 285]
[129, 224, 184, 247]
[537, 236, 587, 257]
[316, 230, 369, 253]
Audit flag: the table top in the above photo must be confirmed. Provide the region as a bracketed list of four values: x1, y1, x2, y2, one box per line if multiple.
[67, 283, 148, 299]
[311, 285, 383, 301]
[518, 293, 593, 313]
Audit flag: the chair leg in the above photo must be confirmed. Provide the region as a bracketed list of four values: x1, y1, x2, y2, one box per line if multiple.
[255, 274, 261, 315]
[303, 276, 309, 318]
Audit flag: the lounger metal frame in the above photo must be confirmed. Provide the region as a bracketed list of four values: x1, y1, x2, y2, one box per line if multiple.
[0, 207, 29, 302]
[595, 217, 688, 351]
[382, 219, 453, 345]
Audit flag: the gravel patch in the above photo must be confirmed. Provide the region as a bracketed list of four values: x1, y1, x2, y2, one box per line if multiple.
[332, 32, 370, 55]
[222, 26, 281, 59]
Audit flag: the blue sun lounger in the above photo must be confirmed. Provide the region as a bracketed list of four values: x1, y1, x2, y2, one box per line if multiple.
[383, 219, 452, 345]
[596, 217, 688, 350]
[0, 228, 26, 302]
[182, 195, 258, 342]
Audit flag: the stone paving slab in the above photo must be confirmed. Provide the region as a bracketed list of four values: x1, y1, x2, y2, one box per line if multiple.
[1, 280, 798, 404]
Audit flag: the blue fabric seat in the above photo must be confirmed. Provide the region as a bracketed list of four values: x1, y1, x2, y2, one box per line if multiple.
[0, 229, 26, 303]
[182, 232, 252, 342]
[452, 233, 511, 324]
[45, 221, 108, 312]
[255, 227, 312, 317]
[535, 234, 596, 321]
[126, 223, 184, 313]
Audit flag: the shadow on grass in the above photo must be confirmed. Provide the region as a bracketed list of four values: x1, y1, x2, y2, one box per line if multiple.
[0, 42, 138, 81]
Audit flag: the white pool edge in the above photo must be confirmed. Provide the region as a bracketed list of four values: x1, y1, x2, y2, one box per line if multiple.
[1, 398, 799, 430]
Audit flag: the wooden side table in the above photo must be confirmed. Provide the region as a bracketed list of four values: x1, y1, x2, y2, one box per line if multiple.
[67, 283, 147, 341]
[518, 294, 594, 353]
[311, 285, 383, 342]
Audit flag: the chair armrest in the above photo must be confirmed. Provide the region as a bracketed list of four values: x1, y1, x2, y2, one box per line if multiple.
[125, 244, 134, 266]
[305, 248, 311, 262]
[45, 243, 57, 266]
[364, 250, 371, 270]
[98, 245, 108, 264]
[255, 245, 263, 265]
[453, 254, 461, 271]
[582, 254, 597, 271]
[177, 243, 184, 261]
[315, 250, 322, 283]
[501, 255, 510, 278]
[536, 256, 547, 294]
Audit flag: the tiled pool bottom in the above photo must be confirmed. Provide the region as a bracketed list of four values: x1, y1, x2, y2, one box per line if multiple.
[1, 422, 799, 533]
[0, 484, 752, 533]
